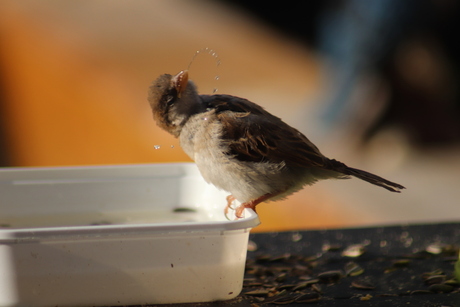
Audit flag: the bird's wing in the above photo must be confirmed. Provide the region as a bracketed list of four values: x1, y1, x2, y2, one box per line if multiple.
[207, 95, 327, 167]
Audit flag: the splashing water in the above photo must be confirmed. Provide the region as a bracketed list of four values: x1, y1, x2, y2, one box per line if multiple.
[187, 47, 221, 94]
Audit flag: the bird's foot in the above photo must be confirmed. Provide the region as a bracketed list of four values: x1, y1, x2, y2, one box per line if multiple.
[224, 195, 236, 219]
[224, 195, 254, 219]
[235, 202, 257, 219]
[225, 193, 276, 219]
[234, 192, 277, 218]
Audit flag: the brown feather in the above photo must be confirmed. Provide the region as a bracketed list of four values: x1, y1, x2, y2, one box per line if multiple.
[203, 95, 327, 167]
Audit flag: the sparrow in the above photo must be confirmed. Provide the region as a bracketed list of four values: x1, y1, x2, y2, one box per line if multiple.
[148, 70, 405, 218]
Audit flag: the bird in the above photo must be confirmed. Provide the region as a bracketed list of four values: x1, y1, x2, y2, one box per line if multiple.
[148, 70, 405, 218]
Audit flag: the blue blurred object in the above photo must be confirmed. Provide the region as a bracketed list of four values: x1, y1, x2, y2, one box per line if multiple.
[317, 0, 415, 127]
[222, 0, 460, 145]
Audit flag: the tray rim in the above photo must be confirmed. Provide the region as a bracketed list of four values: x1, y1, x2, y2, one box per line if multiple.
[0, 163, 260, 243]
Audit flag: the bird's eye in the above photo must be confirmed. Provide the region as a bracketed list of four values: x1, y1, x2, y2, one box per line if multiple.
[165, 95, 174, 105]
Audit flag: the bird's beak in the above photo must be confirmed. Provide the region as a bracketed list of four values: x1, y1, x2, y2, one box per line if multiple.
[171, 70, 189, 98]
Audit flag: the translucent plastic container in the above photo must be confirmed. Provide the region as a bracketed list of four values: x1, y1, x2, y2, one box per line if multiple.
[0, 163, 259, 307]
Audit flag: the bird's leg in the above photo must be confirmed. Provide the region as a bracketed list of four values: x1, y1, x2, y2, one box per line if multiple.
[234, 192, 277, 218]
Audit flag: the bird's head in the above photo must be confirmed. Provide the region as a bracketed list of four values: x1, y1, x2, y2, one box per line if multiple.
[148, 70, 202, 137]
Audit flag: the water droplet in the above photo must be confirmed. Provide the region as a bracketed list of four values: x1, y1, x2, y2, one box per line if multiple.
[170, 145, 175, 148]
[203, 117, 208, 121]
[212, 88, 218, 93]
[154, 145, 161, 150]
[187, 48, 221, 94]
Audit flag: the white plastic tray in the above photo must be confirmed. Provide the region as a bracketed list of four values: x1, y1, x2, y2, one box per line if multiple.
[0, 163, 260, 307]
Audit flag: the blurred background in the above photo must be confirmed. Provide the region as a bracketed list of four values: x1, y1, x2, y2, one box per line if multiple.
[1, 0, 459, 232]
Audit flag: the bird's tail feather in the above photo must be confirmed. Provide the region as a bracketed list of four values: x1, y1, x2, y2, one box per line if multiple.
[327, 159, 405, 192]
